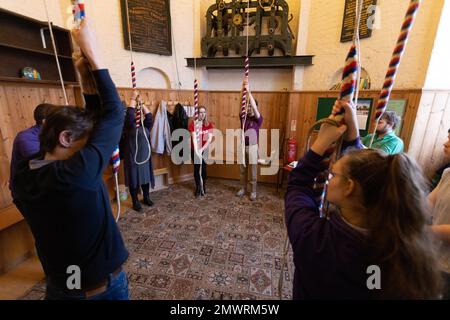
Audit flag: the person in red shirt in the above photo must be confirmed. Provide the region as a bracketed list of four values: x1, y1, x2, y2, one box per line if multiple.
[188, 106, 213, 197]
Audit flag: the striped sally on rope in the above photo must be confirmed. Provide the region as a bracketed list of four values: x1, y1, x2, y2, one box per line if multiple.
[240, 0, 251, 167]
[240, 56, 250, 119]
[369, 0, 421, 146]
[71, 0, 85, 28]
[193, 71, 204, 195]
[314, 8, 361, 218]
[131, 61, 142, 129]
[194, 78, 201, 150]
[124, 0, 150, 165]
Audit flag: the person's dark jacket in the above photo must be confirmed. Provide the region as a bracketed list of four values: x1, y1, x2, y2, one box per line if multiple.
[168, 103, 188, 133]
[122, 107, 155, 189]
[285, 138, 373, 299]
[168, 103, 189, 156]
[13, 70, 129, 291]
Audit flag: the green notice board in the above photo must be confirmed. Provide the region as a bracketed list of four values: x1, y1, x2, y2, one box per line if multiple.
[316, 98, 374, 136]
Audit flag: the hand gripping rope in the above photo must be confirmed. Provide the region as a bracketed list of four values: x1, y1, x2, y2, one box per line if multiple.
[240, 0, 251, 167]
[70, 0, 122, 222]
[193, 58, 205, 196]
[278, 0, 365, 299]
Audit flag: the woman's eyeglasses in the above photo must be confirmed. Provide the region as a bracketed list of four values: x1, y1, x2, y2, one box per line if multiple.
[327, 170, 348, 180]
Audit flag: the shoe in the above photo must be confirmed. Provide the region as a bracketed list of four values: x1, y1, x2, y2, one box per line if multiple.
[236, 189, 246, 197]
[195, 186, 201, 198]
[202, 184, 207, 195]
[143, 196, 154, 207]
[250, 192, 257, 201]
[132, 200, 142, 212]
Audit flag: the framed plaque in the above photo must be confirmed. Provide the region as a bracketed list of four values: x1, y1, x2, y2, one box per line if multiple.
[121, 0, 172, 55]
[340, 0, 377, 43]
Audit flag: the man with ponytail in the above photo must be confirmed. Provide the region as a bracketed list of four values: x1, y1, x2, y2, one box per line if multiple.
[285, 100, 444, 299]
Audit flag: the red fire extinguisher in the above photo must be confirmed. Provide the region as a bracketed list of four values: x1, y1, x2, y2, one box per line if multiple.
[286, 138, 298, 164]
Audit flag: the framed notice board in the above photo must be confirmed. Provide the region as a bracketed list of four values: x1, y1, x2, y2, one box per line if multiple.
[340, 0, 377, 43]
[121, 0, 172, 55]
[316, 98, 374, 136]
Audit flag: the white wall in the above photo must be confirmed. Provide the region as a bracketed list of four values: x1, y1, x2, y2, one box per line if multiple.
[292, 0, 311, 90]
[0, 0, 445, 92]
[298, 0, 444, 90]
[78, 0, 195, 90]
[423, 0, 450, 90]
[0, 0, 66, 27]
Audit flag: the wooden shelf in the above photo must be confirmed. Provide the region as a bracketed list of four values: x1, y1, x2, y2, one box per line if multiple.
[0, 42, 73, 59]
[186, 55, 314, 69]
[0, 76, 78, 86]
[0, 7, 76, 84]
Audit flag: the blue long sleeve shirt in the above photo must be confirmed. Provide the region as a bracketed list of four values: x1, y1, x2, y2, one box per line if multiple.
[285, 138, 373, 299]
[13, 70, 128, 291]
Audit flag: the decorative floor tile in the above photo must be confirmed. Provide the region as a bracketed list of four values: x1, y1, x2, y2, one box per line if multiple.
[167, 279, 194, 300]
[167, 254, 193, 277]
[250, 268, 272, 296]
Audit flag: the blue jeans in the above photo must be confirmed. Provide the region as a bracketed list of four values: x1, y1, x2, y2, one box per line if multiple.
[45, 271, 129, 300]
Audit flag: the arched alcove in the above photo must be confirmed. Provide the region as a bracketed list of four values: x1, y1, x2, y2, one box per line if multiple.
[136, 67, 171, 89]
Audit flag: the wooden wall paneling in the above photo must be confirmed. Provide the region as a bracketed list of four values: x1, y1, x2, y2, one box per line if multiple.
[258, 92, 289, 160]
[0, 82, 78, 211]
[207, 91, 241, 163]
[0, 138, 11, 209]
[427, 93, 450, 177]
[285, 90, 424, 157]
[0, 85, 430, 212]
[206, 91, 289, 181]
[417, 92, 447, 175]
[117, 88, 195, 183]
[433, 93, 450, 167]
[0, 220, 35, 275]
[397, 90, 421, 151]
[414, 91, 450, 177]
[286, 92, 300, 154]
[408, 91, 433, 160]
[0, 86, 13, 209]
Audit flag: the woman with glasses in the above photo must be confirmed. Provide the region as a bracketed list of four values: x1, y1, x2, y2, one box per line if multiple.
[285, 100, 444, 299]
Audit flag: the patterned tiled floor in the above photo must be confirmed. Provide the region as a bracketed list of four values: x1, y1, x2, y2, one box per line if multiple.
[21, 178, 294, 300]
